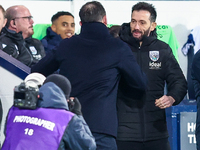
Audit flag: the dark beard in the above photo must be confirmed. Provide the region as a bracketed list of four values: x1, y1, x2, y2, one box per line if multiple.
[132, 26, 151, 41]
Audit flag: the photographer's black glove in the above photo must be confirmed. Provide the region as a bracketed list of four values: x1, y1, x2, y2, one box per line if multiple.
[68, 97, 82, 116]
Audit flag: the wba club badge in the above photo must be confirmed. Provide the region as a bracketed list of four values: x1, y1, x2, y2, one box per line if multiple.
[149, 51, 159, 62]
[29, 46, 37, 55]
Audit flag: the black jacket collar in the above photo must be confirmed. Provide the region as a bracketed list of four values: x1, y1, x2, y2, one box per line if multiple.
[2, 27, 24, 41]
[80, 22, 110, 39]
[46, 27, 62, 40]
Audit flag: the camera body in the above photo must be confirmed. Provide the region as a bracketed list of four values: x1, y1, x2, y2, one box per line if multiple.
[13, 82, 39, 109]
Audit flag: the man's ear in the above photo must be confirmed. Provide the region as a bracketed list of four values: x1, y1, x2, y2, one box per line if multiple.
[10, 19, 16, 27]
[3, 18, 7, 28]
[102, 15, 107, 26]
[51, 24, 56, 32]
[150, 22, 157, 32]
[7, 19, 18, 31]
[79, 21, 82, 26]
[8, 19, 17, 31]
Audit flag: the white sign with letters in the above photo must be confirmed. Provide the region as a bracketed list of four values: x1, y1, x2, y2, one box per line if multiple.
[180, 112, 197, 150]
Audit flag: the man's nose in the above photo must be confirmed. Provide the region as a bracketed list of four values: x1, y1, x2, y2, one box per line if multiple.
[67, 26, 74, 31]
[134, 23, 140, 29]
[30, 18, 34, 24]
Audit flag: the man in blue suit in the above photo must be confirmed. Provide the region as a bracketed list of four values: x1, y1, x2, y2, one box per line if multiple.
[31, 1, 147, 149]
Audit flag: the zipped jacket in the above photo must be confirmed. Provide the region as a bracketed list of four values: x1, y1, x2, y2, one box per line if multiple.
[117, 23, 187, 141]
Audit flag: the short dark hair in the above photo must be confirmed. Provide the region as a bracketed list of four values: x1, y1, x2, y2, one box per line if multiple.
[0, 5, 5, 18]
[79, 1, 106, 24]
[132, 2, 157, 22]
[109, 25, 121, 38]
[51, 11, 74, 23]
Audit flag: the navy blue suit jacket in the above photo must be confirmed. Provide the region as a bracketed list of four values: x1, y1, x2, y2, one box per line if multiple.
[31, 22, 147, 137]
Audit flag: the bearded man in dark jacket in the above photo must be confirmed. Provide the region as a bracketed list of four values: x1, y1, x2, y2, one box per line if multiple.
[116, 2, 187, 150]
[0, 5, 45, 67]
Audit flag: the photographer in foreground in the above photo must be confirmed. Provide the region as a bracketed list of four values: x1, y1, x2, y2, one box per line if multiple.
[2, 73, 96, 150]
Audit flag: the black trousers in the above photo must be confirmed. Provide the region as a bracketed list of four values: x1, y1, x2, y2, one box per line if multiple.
[117, 138, 171, 150]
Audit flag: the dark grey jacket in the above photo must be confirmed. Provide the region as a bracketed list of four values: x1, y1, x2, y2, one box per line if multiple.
[0, 27, 45, 67]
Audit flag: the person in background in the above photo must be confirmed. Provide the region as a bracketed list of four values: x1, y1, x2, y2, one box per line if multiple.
[108, 25, 121, 38]
[0, 5, 7, 32]
[191, 50, 200, 150]
[0, 5, 7, 118]
[41, 11, 75, 54]
[0, 5, 7, 146]
[0, 5, 45, 67]
[117, 2, 187, 150]
[31, 1, 147, 149]
[2, 73, 96, 150]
